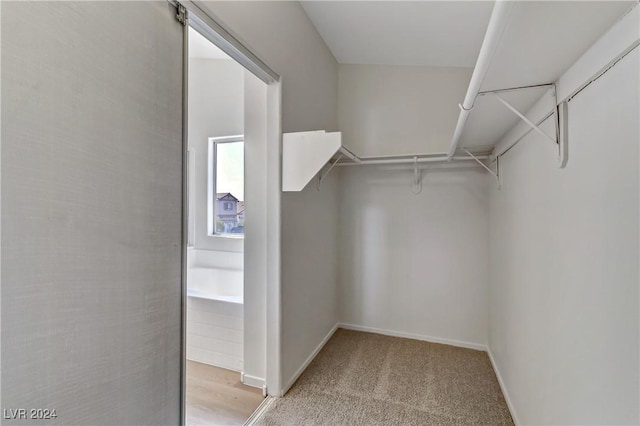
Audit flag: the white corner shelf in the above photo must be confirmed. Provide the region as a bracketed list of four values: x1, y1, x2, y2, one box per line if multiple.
[282, 130, 359, 191]
[281, 130, 495, 192]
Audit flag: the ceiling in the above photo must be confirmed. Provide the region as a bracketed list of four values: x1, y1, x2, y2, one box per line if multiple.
[480, 1, 635, 92]
[300, 1, 494, 68]
[189, 27, 231, 60]
[301, 1, 635, 151]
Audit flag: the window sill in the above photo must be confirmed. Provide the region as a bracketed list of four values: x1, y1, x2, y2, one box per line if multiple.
[208, 233, 244, 240]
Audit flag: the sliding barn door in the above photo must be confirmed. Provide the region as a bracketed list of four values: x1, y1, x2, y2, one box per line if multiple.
[1, 2, 183, 424]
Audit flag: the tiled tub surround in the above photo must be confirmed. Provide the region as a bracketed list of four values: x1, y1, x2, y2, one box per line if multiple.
[186, 295, 243, 371]
[186, 249, 244, 371]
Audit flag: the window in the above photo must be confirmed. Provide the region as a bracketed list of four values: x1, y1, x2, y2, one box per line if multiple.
[208, 136, 244, 236]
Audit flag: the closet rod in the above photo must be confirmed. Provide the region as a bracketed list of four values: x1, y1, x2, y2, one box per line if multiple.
[336, 155, 489, 166]
[447, 0, 514, 160]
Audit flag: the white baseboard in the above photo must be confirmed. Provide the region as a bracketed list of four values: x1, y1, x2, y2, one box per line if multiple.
[241, 372, 266, 391]
[487, 348, 520, 426]
[281, 323, 339, 395]
[338, 323, 487, 352]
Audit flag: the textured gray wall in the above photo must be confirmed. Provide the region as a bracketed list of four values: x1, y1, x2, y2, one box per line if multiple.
[1, 2, 183, 424]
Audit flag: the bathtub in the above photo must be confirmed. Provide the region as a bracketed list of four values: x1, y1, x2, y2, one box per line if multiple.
[186, 264, 244, 372]
[187, 267, 243, 304]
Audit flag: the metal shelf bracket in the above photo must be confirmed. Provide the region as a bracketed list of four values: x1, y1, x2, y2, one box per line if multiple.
[557, 101, 569, 169]
[317, 154, 343, 190]
[464, 149, 501, 188]
[491, 84, 569, 168]
[411, 156, 422, 194]
[493, 93, 558, 145]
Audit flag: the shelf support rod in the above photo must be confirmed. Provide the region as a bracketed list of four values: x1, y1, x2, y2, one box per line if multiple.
[493, 93, 557, 145]
[317, 154, 343, 189]
[463, 149, 499, 181]
[477, 82, 554, 96]
[339, 146, 361, 163]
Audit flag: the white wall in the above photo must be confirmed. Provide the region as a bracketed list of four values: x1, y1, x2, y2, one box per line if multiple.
[188, 58, 244, 252]
[243, 70, 269, 386]
[338, 166, 490, 348]
[1, 2, 182, 423]
[281, 171, 341, 388]
[336, 63, 488, 349]
[199, 1, 340, 394]
[489, 47, 639, 425]
[339, 64, 472, 156]
[200, 2, 337, 134]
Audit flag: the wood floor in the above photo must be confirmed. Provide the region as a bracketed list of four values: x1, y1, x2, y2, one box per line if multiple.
[186, 361, 264, 426]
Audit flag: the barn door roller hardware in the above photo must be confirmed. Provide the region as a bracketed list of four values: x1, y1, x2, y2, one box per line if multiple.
[173, 0, 279, 84]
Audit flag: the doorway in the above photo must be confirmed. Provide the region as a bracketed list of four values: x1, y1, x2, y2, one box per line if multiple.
[178, 4, 281, 425]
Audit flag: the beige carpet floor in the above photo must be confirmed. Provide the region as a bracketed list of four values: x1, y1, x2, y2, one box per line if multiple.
[255, 329, 513, 425]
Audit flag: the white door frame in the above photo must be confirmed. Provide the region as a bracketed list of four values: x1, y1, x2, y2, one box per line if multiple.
[175, 1, 282, 423]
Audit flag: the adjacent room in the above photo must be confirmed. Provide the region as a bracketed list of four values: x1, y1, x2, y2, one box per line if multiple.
[185, 26, 265, 425]
[1, 1, 638, 426]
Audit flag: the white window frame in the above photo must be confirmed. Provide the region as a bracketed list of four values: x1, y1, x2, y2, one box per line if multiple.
[207, 135, 244, 238]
